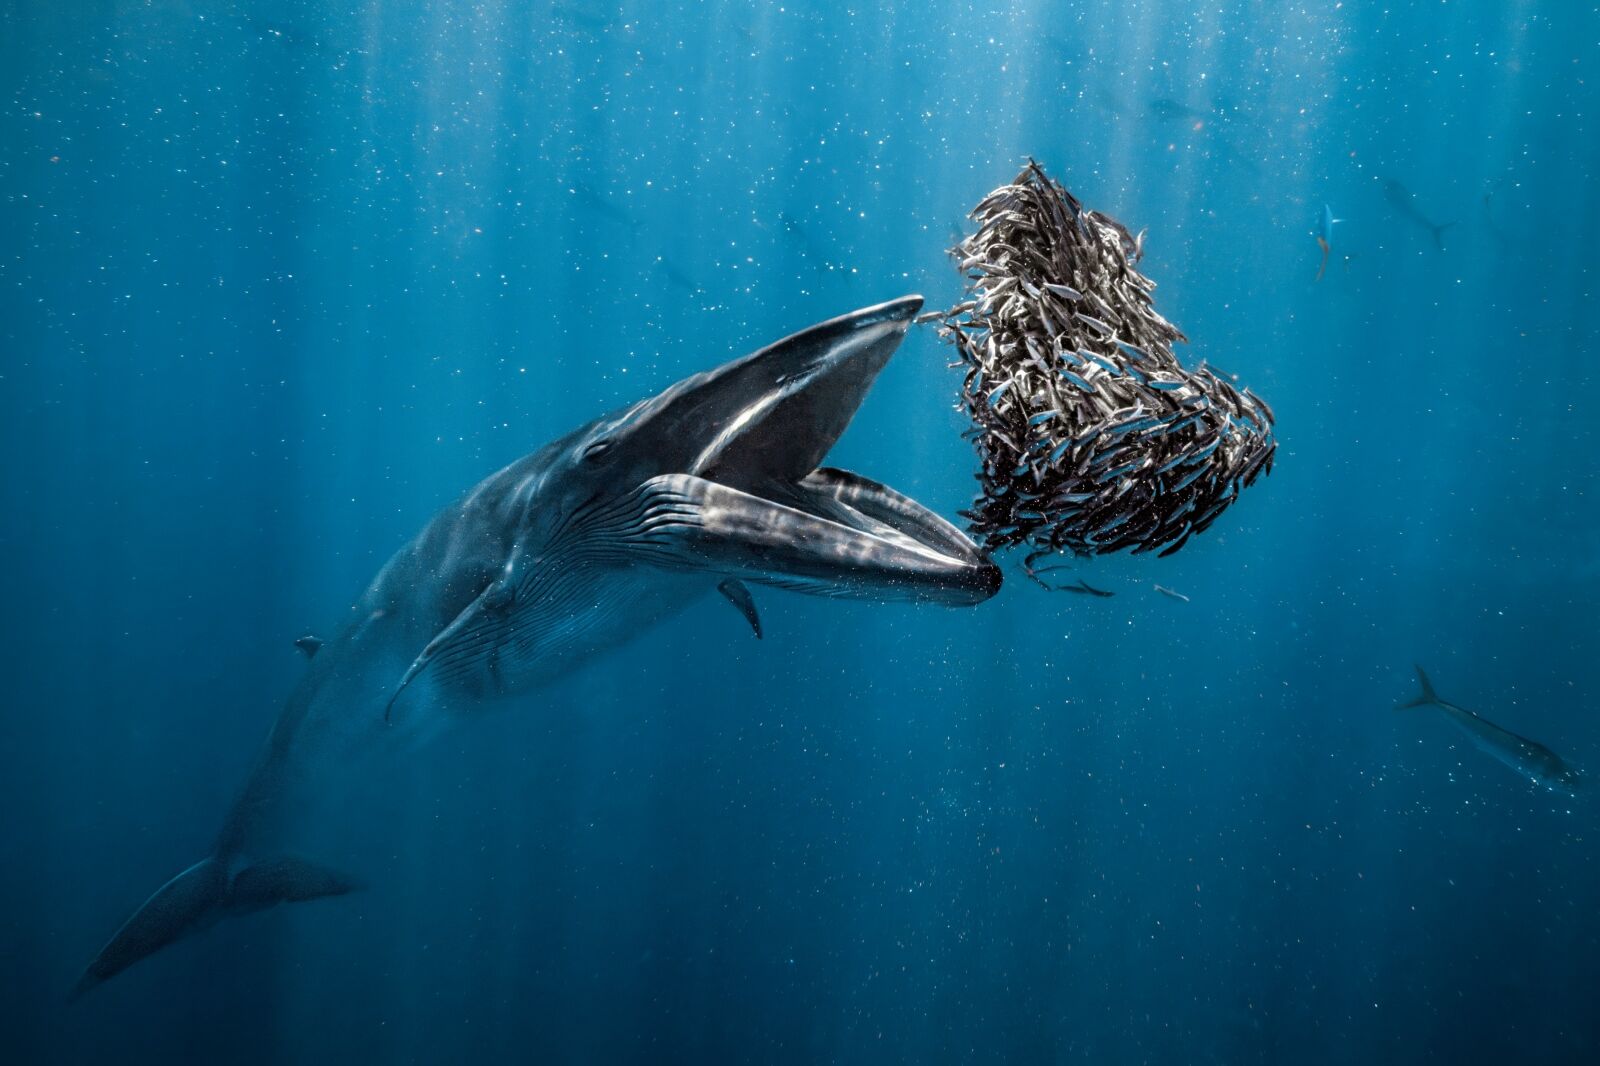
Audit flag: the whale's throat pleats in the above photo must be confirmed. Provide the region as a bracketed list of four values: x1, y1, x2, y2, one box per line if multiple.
[384, 468, 995, 723]
[383, 487, 710, 722]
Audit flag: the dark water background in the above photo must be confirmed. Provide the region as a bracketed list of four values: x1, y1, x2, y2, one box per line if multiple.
[3, 1, 1597, 1062]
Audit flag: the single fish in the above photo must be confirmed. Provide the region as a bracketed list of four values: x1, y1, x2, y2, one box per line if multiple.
[1148, 97, 1204, 123]
[1480, 191, 1513, 253]
[1076, 312, 1113, 337]
[1315, 204, 1342, 281]
[1088, 353, 1122, 377]
[551, 3, 612, 34]
[1061, 368, 1096, 393]
[1398, 666, 1581, 795]
[1061, 578, 1116, 597]
[1153, 584, 1190, 603]
[1095, 462, 1140, 485]
[1185, 436, 1221, 464]
[777, 210, 850, 274]
[1156, 524, 1193, 557]
[567, 180, 640, 232]
[1381, 178, 1453, 250]
[1153, 451, 1189, 475]
[1114, 338, 1150, 362]
[1170, 464, 1210, 493]
[653, 256, 697, 294]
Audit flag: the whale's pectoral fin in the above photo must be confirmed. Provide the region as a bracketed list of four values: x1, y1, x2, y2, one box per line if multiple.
[717, 579, 762, 638]
[228, 856, 362, 914]
[630, 473, 1000, 606]
[385, 575, 518, 723]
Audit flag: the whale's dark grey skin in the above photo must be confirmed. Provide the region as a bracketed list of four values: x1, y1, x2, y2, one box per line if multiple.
[75, 296, 1000, 998]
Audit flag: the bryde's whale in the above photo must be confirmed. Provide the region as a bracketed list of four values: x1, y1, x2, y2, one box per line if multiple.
[75, 295, 1001, 997]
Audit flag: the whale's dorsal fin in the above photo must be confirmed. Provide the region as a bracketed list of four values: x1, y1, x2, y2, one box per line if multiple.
[717, 579, 762, 639]
[294, 635, 324, 659]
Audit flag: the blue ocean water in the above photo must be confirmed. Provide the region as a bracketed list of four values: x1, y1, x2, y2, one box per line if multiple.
[2, 1, 1597, 1062]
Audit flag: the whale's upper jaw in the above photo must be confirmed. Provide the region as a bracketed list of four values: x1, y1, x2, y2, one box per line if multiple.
[573, 294, 930, 488]
[601, 294, 1001, 606]
[685, 294, 929, 488]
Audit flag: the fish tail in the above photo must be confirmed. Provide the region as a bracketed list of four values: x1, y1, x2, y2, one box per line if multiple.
[1397, 664, 1440, 710]
[1431, 221, 1455, 250]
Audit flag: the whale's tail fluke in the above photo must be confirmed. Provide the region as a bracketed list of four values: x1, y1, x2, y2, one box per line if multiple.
[72, 854, 358, 1000]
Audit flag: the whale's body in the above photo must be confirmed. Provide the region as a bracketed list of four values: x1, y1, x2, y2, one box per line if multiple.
[77, 296, 1001, 996]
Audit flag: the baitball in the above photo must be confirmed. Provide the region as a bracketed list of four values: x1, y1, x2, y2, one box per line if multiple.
[935, 161, 1277, 575]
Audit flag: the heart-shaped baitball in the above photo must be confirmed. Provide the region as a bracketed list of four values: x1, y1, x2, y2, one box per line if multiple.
[937, 160, 1277, 572]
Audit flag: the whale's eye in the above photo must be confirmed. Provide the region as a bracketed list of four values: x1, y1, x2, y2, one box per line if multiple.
[582, 439, 613, 462]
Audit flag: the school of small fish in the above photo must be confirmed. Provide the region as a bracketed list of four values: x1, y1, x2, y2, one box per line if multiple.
[936, 161, 1278, 569]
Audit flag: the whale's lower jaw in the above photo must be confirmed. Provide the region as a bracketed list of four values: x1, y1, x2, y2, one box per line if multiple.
[622, 469, 1000, 607]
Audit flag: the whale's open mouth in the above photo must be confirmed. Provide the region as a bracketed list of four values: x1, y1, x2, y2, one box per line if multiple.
[634, 296, 1002, 605]
[385, 297, 1001, 726]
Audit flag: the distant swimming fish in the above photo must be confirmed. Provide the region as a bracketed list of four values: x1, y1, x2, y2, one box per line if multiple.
[551, 3, 612, 35]
[1398, 666, 1581, 795]
[1381, 178, 1453, 250]
[1152, 584, 1189, 603]
[234, 13, 323, 52]
[1481, 191, 1513, 253]
[567, 180, 640, 232]
[1061, 578, 1115, 597]
[1315, 204, 1342, 281]
[653, 255, 697, 294]
[777, 210, 851, 275]
[1148, 97, 1205, 123]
